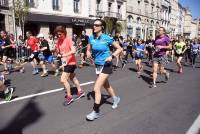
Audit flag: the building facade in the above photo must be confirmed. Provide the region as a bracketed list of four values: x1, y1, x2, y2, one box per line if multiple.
[94, 0, 126, 36]
[169, 0, 178, 36]
[23, 0, 99, 38]
[126, 0, 161, 40]
[183, 8, 192, 38]
[160, 0, 171, 32]
[0, 0, 14, 33]
[190, 19, 199, 39]
[176, 2, 185, 36]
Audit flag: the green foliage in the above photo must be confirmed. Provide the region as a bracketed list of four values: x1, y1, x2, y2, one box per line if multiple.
[14, 0, 29, 38]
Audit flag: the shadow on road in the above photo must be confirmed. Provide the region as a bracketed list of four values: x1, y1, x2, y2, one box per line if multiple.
[128, 68, 137, 72]
[87, 91, 112, 106]
[143, 69, 152, 76]
[0, 97, 44, 134]
[140, 75, 152, 85]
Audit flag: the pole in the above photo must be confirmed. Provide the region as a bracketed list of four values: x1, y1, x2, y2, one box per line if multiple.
[11, 0, 19, 59]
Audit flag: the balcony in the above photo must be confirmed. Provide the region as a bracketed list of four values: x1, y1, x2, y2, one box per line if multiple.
[161, 0, 170, 8]
[144, 0, 149, 3]
[0, 0, 9, 9]
[116, 0, 126, 2]
[96, 11, 122, 20]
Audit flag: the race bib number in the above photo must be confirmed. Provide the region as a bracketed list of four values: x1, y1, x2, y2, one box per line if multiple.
[95, 65, 104, 75]
[30, 54, 34, 59]
[61, 58, 67, 65]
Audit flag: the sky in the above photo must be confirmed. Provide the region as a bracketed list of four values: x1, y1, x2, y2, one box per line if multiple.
[179, 0, 200, 19]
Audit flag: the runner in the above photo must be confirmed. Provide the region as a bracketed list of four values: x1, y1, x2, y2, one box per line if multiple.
[174, 36, 186, 73]
[191, 39, 200, 68]
[151, 27, 171, 88]
[145, 38, 154, 65]
[78, 30, 89, 68]
[86, 19, 122, 121]
[37, 33, 57, 77]
[133, 39, 146, 77]
[121, 36, 134, 69]
[0, 73, 13, 101]
[113, 32, 123, 70]
[0, 31, 13, 74]
[54, 26, 85, 105]
[26, 31, 40, 75]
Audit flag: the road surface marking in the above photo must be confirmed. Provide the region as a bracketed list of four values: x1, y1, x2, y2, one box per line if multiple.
[0, 81, 94, 105]
[186, 114, 200, 134]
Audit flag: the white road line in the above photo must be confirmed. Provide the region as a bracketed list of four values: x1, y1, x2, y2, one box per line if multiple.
[186, 114, 200, 134]
[0, 81, 94, 105]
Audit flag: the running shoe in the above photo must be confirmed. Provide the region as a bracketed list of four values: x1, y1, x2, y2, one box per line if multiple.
[86, 111, 101, 121]
[32, 69, 38, 75]
[75, 91, 85, 100]
[41, 72, 48, 77]
[54, 71, 59, 76]
[20, 67, 25, 73]
[4, 87, 14, 101]
[150, 83, 157, 88]
[4, 71, 10, 75]
[112, 96, 120, 109]
[64, 96, 74, 105]
[165, 72, 170, 81]
[121, 63, 126, 70]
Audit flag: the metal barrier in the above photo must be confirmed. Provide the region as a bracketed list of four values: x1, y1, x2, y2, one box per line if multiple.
[15, 46, 32, 62]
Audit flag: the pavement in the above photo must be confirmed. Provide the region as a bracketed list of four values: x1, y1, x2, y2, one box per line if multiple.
[0, 59, 200, 134]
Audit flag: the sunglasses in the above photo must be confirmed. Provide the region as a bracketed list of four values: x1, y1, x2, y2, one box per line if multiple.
[93, 24, 102, 27]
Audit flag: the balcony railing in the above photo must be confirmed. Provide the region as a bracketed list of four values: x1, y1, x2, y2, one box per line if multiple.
[161, 0, 170, 8]
[96, 11, 122, 20]
[0, 0, 9, 8]
[116, 0, 126, 2]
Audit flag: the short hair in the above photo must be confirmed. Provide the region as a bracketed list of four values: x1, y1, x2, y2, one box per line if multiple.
[26, 31, 32, 35]
[159, 27, 166, 33]
[54, 26, 67, 35]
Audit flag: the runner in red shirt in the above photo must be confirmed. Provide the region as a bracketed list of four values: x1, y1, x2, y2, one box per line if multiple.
[55, 26, 85, 105]
[26, 31, 40, 75]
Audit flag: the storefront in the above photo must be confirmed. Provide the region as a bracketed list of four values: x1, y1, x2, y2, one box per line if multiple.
[0, 14, 5, 30]
[25, 13, 94, 38]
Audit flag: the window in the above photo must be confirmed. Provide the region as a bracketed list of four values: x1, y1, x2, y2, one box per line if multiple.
[52, 0, 60, 10]
[108, 2, 112, 12]
[117, 5, 121, 13]
[127, 15, 133, 23]
[96, 0, 101, 11]
[74, 0, 80, 13]
[26, 0, 36, 8]
[0, 0, 8, 6]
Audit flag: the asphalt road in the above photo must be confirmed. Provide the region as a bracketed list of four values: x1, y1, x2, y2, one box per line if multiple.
[0, 59, 200, 134]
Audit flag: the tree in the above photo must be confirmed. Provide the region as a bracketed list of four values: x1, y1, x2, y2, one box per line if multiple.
[13, 0, 29, 39]
[104, 17, 117, 35]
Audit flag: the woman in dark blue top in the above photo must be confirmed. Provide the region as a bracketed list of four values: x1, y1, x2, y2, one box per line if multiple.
[86, 19, 122, 121]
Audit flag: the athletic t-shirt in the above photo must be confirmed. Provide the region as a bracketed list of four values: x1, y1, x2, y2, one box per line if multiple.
[174, 41, 186, 54]
[89, 33, 113, 65]
[154, 35, 170, 57]
[134, 43, 145, 57]
[55, 36, 76, 65]
[80, 35, 89, 48]
[40, 39, 51, 56]
[191, 44, 200, 54]
[1, 37, 11, 47]
[27, 36, 39, 52]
